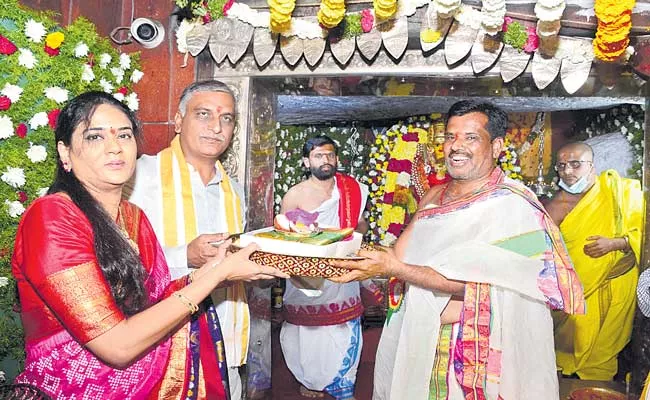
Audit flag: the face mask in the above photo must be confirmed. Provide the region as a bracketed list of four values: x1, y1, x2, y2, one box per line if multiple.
[559, 175, 590, 194]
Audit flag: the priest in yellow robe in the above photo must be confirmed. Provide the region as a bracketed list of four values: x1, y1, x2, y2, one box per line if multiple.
[545, 142, 644, 380]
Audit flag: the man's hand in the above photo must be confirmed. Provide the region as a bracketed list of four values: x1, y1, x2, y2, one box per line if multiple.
[329, 248, 401, 283]
[187, 233, 231, 267]
[584, 235, 623, 258]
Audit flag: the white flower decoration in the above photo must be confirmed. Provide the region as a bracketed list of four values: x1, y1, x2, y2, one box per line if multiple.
[24, 19, 46, 43]
[125, 92, 139, 111]
[29, 112, 49, 130]
[110, 67, 124, 84]
[44, 87, 69, 103]
[74, 42, 89, 57]
[99, 53, 112, 69]
[1, 167, 26, 188]
[36, 187, 49, 197]
[1, 83, 23, 103]
[18, 48, 37, 69]
[81, 64, 95, 82]
[26, 143, 47, 163]
[0, 115, 13, 139]
[175, 19, 194, 54]
[119, 53, 131, 70]
[130, 69, 144, 83]
[5, 200, 25, 218]
[113, 92, 125, 102]
[0, 277, 8, 288]
[99, 78, 114, 93]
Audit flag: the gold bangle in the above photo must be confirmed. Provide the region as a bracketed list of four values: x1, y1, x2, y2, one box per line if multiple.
[174, 292, 199, 314]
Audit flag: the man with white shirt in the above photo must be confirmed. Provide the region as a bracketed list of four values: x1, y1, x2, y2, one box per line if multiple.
[279, 135, 380, 400]
[128, 80, 249, 399]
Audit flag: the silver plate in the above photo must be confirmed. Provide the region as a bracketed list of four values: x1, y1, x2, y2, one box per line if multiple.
[280, 34, 304, 66]
[532, 51, 561, 89]
[558, 37, 594, 94]
[227, 18, 255, 64]
[303, 37, 326, 67]
[330, 36, 356, 65]
[253, 28, 278, 67]
[420, 4, 452, 52]
[208, 19, 231, 64]
[185, 23, 211, 57]
[471, 29, 503, 74]
[445, 20, 478, 65]
[356, 28, 382, 61]
[500, 44, 532, 83]
[380, 16, 409, 59]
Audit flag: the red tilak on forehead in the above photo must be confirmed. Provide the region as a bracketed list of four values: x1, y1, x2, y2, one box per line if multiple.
[215, 106, 222, 113]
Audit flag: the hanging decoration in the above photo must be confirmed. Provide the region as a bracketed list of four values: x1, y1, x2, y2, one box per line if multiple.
[593, 0, 635, 61]
[318, 0, 346, 29]
[374, 0, 398, 20]
[269, 0, 296, 33]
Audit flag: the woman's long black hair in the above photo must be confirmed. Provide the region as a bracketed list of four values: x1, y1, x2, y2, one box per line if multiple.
[48, 91, 147, 315]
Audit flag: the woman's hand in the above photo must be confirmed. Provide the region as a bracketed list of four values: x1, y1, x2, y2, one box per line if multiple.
[216, 243, 290, 282]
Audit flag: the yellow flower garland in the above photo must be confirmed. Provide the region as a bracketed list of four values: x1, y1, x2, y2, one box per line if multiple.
[318, 0, 346, 29]
[374, 0, 398, 20]
[268, 0, 296, 33]
[593, 0, 635, 61]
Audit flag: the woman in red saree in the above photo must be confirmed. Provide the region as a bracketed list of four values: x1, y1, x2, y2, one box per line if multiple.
[11, 91, 287, 399]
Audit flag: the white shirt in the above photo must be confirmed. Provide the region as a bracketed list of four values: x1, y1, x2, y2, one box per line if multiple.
[128, 154, 247, 279]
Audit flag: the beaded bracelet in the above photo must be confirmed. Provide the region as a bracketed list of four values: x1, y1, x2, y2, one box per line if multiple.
[174, 292, 199, 314]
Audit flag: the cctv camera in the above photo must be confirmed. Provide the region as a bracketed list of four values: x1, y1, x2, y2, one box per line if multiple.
[130, 18, 165, 49]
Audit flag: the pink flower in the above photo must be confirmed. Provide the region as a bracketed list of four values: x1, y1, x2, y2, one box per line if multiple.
[523, 26, 539, 53]
[17, 191, 28, 203]
[15, 123, 27, 138]
[223, 0, 234, 16]
[44, 45, 60, 57]
[48, 109, 60, 130]
[117, 86, 128, 95]
[387, 223, 402, 236]
[402, 133, 419, 142]
[502, 16, 513, 32]
[387, 159, 412, 173]
[0, 96, 10, 111]
[361, 9, 374, 33]
[0, 34, 17, 55]
[382, 192, 394, 204]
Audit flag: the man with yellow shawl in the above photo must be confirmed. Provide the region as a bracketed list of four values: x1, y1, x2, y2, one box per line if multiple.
[546, 142, 644, 380]
[128, 80, 250, 399]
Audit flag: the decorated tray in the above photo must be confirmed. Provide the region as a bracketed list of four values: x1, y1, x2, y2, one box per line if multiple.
[567, 387, 627, 400]
[233, 227, 365, 277]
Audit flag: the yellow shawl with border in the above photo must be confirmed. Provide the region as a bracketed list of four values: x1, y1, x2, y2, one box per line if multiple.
[159, 135, 249, 366]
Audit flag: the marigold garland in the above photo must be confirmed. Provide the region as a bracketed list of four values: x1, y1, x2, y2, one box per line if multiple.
[373, 0, 398, 20]
[269, 0, 296, 33]
[593, 0, 635, 61]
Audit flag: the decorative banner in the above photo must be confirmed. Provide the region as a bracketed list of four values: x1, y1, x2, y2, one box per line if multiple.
[253, 28, 279, 67]
[500, 44, 532, 83]
[356, 27, 383, 60]
[444, 20, 478, 65]
[280, 35, 304, 66]
[471, 28, 504, 74]
[330, 36, 356, 65]
[380, 16, 409, 59]
[532, 51, 561, 89]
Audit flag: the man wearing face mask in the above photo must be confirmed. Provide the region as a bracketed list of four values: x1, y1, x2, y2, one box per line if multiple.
[545, 142, 644, 380]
